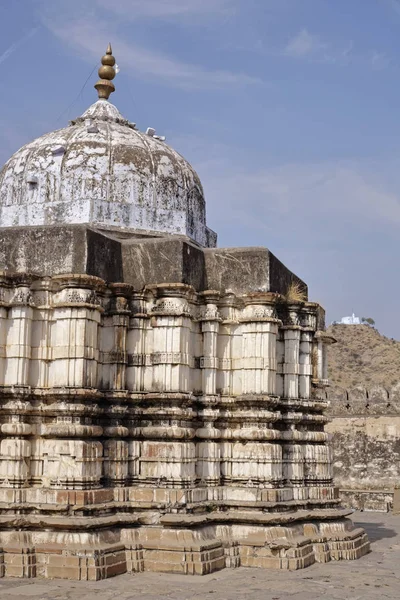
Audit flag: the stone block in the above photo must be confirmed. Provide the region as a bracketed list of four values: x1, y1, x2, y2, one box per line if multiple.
[0, 225, 123, 282]
[122, 236, 206, 290]
[204, 247, 307, 296]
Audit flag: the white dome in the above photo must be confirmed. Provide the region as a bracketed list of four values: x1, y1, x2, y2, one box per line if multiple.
[0, 100, 216, 247]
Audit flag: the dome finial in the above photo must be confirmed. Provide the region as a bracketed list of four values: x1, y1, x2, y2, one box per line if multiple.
[94, 43, 116, 101]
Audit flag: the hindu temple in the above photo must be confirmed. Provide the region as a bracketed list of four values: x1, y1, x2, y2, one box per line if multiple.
[0, 45, 369, 580]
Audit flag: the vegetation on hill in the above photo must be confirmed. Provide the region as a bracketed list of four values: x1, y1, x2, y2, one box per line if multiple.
[327, 324, 400, 389]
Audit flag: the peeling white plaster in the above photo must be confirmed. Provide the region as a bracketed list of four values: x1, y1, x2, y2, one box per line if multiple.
[0, 100, 217, 247]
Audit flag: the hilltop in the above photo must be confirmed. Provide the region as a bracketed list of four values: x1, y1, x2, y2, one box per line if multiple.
[326, 324, 400, 389]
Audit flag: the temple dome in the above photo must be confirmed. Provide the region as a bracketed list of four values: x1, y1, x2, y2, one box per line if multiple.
[0, 98, 217, 248]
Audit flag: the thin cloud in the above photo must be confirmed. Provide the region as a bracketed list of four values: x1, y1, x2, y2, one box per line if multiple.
[282, 30, 389, 71]
[188, 149, 400, 234]
[284, 29, 325, 58]
[371, 51, 390, 70]
[41, 14, 262, 90]
[388, 0, 400, 17]
[95, 0, 235, 20]
[0, 27, 39, 66]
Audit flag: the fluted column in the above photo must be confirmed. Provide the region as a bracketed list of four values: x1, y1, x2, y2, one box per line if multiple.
[29, 279, 52, 388]
[108, 283, 131, 391]
[4, 276, 36, 386]
[240, 296, 279, 395]
[299, 331, 312, 399]
[50, 275, 104, 388]
[0, 276, 8, 385]
[127, 291, 151, 392]
[137, 284, 196, 488]
[199, 291, 220, 397]
[150, 284, 193, 393]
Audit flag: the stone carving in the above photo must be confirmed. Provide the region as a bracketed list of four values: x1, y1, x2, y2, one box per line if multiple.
[152, 299, 190, 315]
[11, 289, 33, 306]
[199, 306, 221, 320]
[0, 273, 370, 578]
[0, 54, 368, 578]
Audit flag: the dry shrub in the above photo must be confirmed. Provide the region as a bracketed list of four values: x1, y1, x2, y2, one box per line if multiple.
[285, 281, 307, 303]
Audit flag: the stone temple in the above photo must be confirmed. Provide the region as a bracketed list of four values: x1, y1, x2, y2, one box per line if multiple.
[0, 45, 369, 580]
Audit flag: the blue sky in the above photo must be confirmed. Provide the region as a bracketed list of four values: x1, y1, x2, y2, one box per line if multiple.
[1, 0, 400, 336]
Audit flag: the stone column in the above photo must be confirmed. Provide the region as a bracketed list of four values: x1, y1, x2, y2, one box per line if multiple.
[199, 291, 220, 397]
[240, 296, 278, 396]
[126, 292, 150, 393]
[282, 306, 302, 399]
[196, 292, 221, 487]
[283, 328, 300, 399]
[108, 283, 131, 391]
[50, 275, 104, 389]
[0, 417, 32, 489]
[4, 275, 36, 387]
[137, 284, 196, 488]
[217, 294, 238, 397]
[29, 279, 52, 388]
[0, 275, 8, 386]
[299, 331, 312, 399]
[150, 284, 193, 393]
[195, 419, 221, 486]
[275, 329, 285, 397]
[103, 430, 129, 487]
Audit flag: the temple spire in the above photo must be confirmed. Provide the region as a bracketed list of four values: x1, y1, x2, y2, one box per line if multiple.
[94, 43, 116, 101]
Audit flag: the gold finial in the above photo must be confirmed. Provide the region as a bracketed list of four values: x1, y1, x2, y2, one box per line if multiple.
[94, 43, 116, 100]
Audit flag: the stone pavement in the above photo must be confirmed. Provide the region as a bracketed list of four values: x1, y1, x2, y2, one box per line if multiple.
[0, 511, 399, 600]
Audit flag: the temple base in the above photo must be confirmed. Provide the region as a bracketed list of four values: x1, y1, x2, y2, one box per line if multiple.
[0, 514, 370, 580]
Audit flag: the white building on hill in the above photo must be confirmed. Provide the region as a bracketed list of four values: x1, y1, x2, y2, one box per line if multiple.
[337, 313, 362, 325]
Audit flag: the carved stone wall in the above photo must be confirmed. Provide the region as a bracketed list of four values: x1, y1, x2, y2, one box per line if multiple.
[326, 385, 400, 511]
[0, 271, 369, 578]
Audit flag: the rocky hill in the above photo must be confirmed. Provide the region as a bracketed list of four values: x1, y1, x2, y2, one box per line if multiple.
[327, 324, 400, 389]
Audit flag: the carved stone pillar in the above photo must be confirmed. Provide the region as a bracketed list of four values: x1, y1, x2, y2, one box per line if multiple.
[0, 417, 32, 488]
[127, 292, 150, 393]
[276, 329, 284, 397]
[240, 295, 278, 395]
[4, 276, 36, 386]
[150, 284, 193, 393]
[299, 331, 312, 399]
[195, 418, 221, 486]
[282, 306, 301, 399]
[103, 434, 129, 487]
[50, 275, 104, 389]
[199, 291, 220, 397]
[107, 283, 131, 391]
[217, 294, 238, 397]
[29, 279, 52, 388]
[0, 304, 6, 387]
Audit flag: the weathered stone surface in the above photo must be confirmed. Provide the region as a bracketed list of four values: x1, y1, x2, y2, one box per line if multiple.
[0, 225, 123, 282]
[0, 71, 368, 580]
[0, 512, 398, 599]
[0, 100, 217, 248]
[121, 236, 206, 290]
[0, 225, 308, 296]
[204, 247, 308, 297]
[0, 271, 368, 578]
[327, 383, 400, 511]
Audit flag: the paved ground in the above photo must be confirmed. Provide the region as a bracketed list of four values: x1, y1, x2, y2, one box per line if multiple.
[1, 512, 400, 600]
